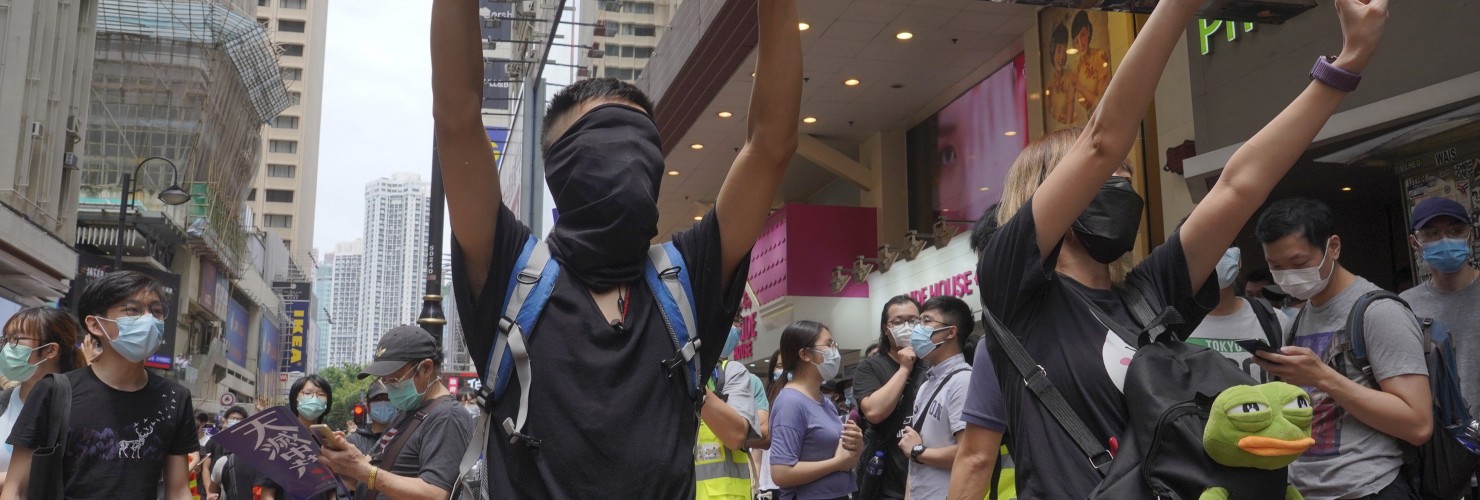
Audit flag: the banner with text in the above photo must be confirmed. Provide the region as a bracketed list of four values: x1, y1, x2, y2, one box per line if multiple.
[213, 406, 339, 499]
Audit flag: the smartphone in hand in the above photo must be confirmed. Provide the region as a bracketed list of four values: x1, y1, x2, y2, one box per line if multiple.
[1235, 339, 1282, 361]
[309, 424, 342, 451]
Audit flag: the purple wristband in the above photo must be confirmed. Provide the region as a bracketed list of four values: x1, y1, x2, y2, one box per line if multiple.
[1310, 55, 1361, 92]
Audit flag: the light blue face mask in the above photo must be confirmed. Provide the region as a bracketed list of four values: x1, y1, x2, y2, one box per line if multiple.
[297, 396, 327, 421]
[1422, 238, 1472, 274]
[721, 326, 741, 359]
[369, 401, 396, 424]
[93, 315, 164, 364]
[909, 324, 951, 360]
[1216, 247, 1242, 289]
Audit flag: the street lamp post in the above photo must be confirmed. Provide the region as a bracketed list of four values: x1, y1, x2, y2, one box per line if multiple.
[418, 143, 447, 348]
[115, 157, 192, 270]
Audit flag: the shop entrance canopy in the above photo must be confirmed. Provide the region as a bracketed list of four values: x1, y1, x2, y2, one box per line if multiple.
[991, 0, 1315, 24]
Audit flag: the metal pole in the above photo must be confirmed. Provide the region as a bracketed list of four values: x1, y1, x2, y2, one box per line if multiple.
[418, 141, 447, 348]
[115, 173, 132, 270]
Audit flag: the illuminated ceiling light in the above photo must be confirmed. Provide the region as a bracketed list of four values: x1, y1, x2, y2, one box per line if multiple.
[1004, 131, 1018, 137]
[799, 22, 810, 31]
[717, 111, 733, 118]
[802, 117, 818, 124]
[1077, 97, 1087, 102]
[667, 170, 680, 176]
[1341, 186, 1353, 192]
[1102, 61, 1109, 68]
[693, 216, 704, 221]
[1066, 48, 1079, 55]
[751, 72, 756, 78]
[844, 78, 860, 86]
[979, 187, 990, 191]
[1043, 89, 1051, 96]
[896, 32, 913, 40]
[690, 143, 704, 150]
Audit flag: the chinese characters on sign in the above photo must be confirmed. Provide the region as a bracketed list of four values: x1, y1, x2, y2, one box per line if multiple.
[213, 406, 339, 498]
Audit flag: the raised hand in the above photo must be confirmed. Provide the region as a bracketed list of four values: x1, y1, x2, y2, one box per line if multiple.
[834, 421, 864, 471]
[1333, 0, 1389, 73]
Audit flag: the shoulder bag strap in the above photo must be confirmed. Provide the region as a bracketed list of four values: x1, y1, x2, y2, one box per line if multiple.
[646, 242, 703, 401]
[1118, 279, 1185, 343]
[983, 309, 1112, 476]
[379, 396, 446, 471]
[1342, 290, 1408, 388]
[914, 368, 969, 437]
[1247, 298, 1284, 348]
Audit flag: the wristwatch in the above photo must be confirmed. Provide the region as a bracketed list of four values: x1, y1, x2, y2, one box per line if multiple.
[910, 444, 926, 463]
[1310, 55, 1361, 92]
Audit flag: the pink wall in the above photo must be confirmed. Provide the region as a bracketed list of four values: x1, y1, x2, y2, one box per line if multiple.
[747, 204, 878, 306]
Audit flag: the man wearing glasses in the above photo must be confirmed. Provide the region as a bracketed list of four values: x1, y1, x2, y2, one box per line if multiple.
[1402, 198, 1480, 440]
[3, 271, 199, 499]
[317, 325, 472, 500]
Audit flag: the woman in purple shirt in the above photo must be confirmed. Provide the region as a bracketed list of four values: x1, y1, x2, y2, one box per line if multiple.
[768, 320, 863, 500]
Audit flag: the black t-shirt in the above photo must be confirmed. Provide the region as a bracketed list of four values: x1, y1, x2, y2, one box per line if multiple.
[363, 395, 473, 497]
[850, 354, 926, 498]
[347, 427, 382, 456]
[8, 367, 198, 499]
[451, 205, 746, 499]
[971, 200, 1216, 499]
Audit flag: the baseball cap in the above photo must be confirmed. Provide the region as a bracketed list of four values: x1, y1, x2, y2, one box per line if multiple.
[1411, 197, 1471, 231]
[357, 325, 440, 379]
[366, 380, 388, 399]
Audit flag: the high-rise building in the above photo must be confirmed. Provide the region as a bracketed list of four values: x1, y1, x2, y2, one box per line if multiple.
[577, 0, 682, 83]
[0, 0, 96, 309]
[248, 0, 328, 273]
[441, 255, 474, 374]
[358, 173, 430, 362]
[313, 251, 335, 372]
[327, 239, 363, 368]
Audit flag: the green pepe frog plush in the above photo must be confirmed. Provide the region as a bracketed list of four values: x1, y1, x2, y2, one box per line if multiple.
[1201, 382, 1314, 500]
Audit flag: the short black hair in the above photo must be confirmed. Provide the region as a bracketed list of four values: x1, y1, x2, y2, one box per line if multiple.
[196, 412, 211, 423]
[970, 203, 1001, 255]
[75, 271, 167, 324]
[542, 78, 656, 157]
[922, 296, 973, 350]
[1072, 11, 1093, 39]
[1256, 198, 1334, 248]
[876, 295, 922, 353]
[1244, 267, 1273, 284]
[225, 406, 249, 420]
[288, 374, 334, 424]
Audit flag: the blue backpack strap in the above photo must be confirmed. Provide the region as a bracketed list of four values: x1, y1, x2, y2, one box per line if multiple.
[475, 236, 558, 449]
[645, 242, 702, 401]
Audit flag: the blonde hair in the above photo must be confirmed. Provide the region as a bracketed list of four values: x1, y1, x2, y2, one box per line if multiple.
[994, 126, 1134, 283]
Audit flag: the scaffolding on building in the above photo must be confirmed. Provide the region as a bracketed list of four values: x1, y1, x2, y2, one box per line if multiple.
[79, 0, 289, 271]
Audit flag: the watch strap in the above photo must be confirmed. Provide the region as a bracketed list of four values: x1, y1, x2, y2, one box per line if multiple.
[1310, 55, 1361, 92]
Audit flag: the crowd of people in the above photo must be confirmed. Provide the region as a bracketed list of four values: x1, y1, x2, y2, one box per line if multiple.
[5, 0, 1479, 498]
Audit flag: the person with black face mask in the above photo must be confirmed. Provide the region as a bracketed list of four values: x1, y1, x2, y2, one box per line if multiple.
[949, 0, 1393, 498]
[430, 0, 801, 496]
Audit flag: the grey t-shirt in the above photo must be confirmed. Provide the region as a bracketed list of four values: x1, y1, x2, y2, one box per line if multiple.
[1401, 276, 1480, 419]
[368, 395, 475, 498]
[1186, 298, 1293, 383]
[908, 354, 971, 500]
[1288, 278, 1428, 500]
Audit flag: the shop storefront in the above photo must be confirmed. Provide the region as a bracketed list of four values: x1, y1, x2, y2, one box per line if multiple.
[1180, 1, 1480, 289]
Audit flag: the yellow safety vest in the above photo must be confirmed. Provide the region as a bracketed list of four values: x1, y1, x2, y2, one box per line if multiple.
[696, 360, 751, 500]
[991, 444, 1017, 500]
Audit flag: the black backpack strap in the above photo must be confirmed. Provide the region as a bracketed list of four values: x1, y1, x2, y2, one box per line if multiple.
[1118, 279, 1185, 343]
[983, 309, 1112, 476]
[1247, 298, 1284, 348]
[44, 373, 70, 449]
[377, 396, 445, 470]
[914, 368, 969, 437]
[1341, 290, 1410, 388]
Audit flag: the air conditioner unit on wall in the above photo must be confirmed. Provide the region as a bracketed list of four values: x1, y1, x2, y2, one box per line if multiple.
[991, 0, 1315, 24]
[29, 122, 43, 138]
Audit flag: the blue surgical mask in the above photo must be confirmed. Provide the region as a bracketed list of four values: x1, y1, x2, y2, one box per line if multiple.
[721, 326, 741, 359]
[297, 396, 327, 421]
[910, 324, 950, 360]
[1217, 247, 1241, 289]
[0, 343, 51, 382]
[1422, 238, 1472, 274]
[386, 365, 429, 412]
[93, 315, 165, 363]
[224, 418, 241, 428]
[369, 401, 396, 424]
[810, 347, 841, 381]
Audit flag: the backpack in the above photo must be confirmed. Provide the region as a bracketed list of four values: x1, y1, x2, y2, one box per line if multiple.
[990, 280, 1289, 499]
[1309, 290, 1480, 500]
[453, 237, 703, 497]
[1248, 297, 1284, 350]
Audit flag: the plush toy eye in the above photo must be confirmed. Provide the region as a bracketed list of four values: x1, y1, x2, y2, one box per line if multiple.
[1228, 402, 1268, 415]
[1284, 395, 1311, 410]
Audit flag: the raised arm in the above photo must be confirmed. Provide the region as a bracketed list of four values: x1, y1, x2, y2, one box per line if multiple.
[1029, 0, 1200, 256]
[1180, 0, 1388, 288]
[713, 0, 802, 288]
[432, 0, 502, 298]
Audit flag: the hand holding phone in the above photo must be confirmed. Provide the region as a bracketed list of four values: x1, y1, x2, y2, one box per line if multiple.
[309, 424, 342, 451]
[1235, 339, 1282, 361]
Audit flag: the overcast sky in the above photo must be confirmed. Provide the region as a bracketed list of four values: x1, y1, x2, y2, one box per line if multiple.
[312, 0, 436, 254]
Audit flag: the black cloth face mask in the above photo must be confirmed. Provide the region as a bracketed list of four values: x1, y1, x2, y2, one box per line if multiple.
[544, 103, 664, 290]
[1070, 176, 1144, 264]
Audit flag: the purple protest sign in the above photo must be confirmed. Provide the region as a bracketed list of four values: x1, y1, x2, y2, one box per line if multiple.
[212, 406, 339, 499]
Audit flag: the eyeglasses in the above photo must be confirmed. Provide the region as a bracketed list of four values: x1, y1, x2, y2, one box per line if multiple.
[1417, 225, 1472, 242]
[112, 303, 169, 321]
[812, 340, 837, 349]
[1, 336, 41, 348]
[886, 316, 920, 327]
[298, 390, 327, 399]
[381, 363, 421, 385]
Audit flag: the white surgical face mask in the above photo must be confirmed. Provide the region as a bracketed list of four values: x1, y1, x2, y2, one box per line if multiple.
[1269, 237, 1335, 301]
[1216, 247, 1241, 290]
